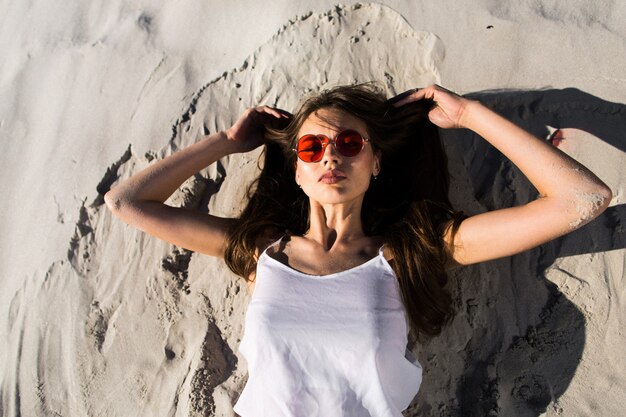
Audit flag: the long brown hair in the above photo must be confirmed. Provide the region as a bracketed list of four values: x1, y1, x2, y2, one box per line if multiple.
[224, 83, 466, 342]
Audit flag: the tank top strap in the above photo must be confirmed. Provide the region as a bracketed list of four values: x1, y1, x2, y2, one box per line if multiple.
[378, 242, 389, 259]
[260, 233, 288, 258]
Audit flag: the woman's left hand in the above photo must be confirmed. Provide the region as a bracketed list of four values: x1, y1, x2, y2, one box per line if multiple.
[390, 84, 474, 129]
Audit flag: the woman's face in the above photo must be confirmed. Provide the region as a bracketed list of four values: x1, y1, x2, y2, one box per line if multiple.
[294, 108, 381, 205]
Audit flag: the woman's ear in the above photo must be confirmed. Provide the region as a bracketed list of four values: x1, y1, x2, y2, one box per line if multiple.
[294, 162, 300, 186]
[374, 150, 382, 176]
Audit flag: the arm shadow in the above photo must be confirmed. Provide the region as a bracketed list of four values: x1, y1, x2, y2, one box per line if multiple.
[409, 88, 625, 417]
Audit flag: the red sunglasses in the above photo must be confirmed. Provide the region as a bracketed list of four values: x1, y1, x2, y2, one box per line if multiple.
[293, 129, 370, 163]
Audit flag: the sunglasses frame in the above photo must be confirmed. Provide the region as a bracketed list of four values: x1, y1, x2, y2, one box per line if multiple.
[292, 129, 370, 163]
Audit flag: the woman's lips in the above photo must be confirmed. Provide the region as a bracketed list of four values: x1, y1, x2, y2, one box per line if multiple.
[319, 170, 347, 183]
[320, 176, 346, 184]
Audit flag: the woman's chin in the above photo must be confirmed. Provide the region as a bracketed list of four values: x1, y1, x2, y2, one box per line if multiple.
[306, 188, 368, 206]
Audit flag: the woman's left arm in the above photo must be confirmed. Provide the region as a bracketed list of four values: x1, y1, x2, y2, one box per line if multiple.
[394, 85, 613, 267]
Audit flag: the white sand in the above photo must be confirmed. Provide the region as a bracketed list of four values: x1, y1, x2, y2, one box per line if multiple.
[1, 1, 625, 416]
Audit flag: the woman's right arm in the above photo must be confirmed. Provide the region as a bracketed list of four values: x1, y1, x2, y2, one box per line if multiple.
[104, 106, 289, 259]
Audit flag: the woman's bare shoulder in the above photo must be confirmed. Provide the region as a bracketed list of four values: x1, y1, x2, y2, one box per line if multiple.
[251, 230, 286, 261]
[245, 231, 287, 296]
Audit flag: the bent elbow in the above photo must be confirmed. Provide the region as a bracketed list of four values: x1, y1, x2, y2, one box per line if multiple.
[602, 186, 613, 208]
[594, 185, 613, 213]
[104, 191, 125, 212]
[569, 186, 613, 229]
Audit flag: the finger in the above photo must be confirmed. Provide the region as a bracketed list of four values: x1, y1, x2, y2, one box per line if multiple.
[256, 107, 291, 130]
[392, 88, 429, 107]
[432, 84, 458, 96]
[260, 106, 292, 119]
[256, 106, 280, 118]
[274, 108, 293, 118]
[384, 88, 419, 107]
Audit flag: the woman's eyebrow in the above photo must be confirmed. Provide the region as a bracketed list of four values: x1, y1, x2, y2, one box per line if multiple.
[307, 127, 363, 136]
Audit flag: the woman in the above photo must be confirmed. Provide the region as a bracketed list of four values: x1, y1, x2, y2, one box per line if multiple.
[105, 83, 612, 416]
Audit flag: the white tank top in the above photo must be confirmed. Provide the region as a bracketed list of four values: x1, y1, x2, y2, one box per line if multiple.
[233, 235, 422, 417]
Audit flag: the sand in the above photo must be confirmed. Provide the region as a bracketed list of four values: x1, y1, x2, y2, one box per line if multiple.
[1, 1, 625, 416]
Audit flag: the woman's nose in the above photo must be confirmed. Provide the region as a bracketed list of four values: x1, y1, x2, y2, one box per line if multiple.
[321, 142, 341, 164]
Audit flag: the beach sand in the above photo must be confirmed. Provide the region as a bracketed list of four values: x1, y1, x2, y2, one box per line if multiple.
[1, 2, 625, 416]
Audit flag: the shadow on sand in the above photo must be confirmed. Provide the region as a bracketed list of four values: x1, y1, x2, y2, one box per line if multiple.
[409, 88, 625, 417]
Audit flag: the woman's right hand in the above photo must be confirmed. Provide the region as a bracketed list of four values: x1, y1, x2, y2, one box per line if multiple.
[225, 106, 292, 154]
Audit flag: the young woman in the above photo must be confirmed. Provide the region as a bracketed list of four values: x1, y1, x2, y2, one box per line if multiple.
[105, 83, 612, 416]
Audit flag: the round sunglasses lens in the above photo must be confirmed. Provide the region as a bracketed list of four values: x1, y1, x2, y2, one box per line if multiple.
[297, 136, 323, 162]
[337, 130, 364, 156]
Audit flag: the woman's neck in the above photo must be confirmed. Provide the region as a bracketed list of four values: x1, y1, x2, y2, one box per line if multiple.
[305, 200, 367, 250]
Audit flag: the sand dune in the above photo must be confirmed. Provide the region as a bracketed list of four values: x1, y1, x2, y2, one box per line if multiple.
[1, 2, 624, 416]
